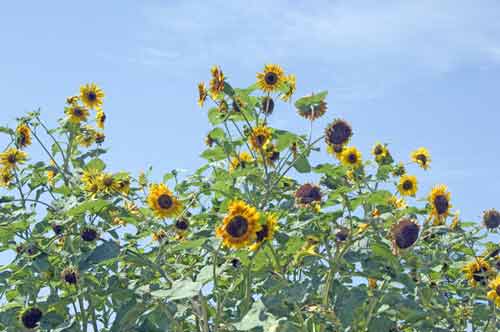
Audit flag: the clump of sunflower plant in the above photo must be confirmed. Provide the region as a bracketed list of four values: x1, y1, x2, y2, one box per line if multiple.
[0, 67, 498, 332]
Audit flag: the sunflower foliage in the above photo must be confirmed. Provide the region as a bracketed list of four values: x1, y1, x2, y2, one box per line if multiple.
[0, 66, 499, 332]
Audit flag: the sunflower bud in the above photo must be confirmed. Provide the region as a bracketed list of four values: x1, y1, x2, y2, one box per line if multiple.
[61, 267, 79, 285]
[81, 228, 98, 242]
[483, 209, 500, 230]
[20, 307, 43, 329]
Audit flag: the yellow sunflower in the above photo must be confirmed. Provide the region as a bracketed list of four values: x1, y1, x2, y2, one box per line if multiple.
[371, 143, 388, 162]
[147, 183, 182, 218]
[340, 146, 362, 168]
[428, 184, 451, 222]
[216, 200, 261, 249]
[197, 82, 208, 107]
[392, 162, 406, 177]
[152, 229, 167, 242]
[229, 152, 254, 172]
[263, 144, 280, 167]
[97, 173, 121, 195]
[463, 258, 491, 287]
[0, 148, 28, 169]
[81, 169, 100, 197]
[96, 111, 106, 129]
[411, 147, 431, 170]
[46, 160, 57, 185]
[487, 276, 500, 307]
[398, 174, 418, 197]
[249, 213, 278, 251]
[76, 129, 96, 148]
[0, 167, 13, 187]
[66, 95, 79, 105]
[388, 195, 407, 209]
[114, 173, 131, 195]
[94, 132, 105, 144]
[256, 64, 285, 93]
[248, 125, 272, 151]
[209, 66, 225, 100]
[16, 123, 32, 148]
[327, 144, 345, 160]
[281, 74, 296, 102]
[65, 105, 89, 124]
[80, 83, 104, 110]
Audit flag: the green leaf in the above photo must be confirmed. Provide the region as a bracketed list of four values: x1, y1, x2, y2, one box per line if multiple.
[233, 300, 280, 331]
[0, 126, 14, 135]
[151, 279, 203, 301]
[294, 91, 328, 109]
[292, 156, 311, 173]
[79, 240, 120, 270]
[67, 199, 110, 216]
[84, 158, 106, 171]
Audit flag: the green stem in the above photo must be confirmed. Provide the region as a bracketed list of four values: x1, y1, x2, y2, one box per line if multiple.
[77, 294, 88, 332]
[213, 246, 221, 332]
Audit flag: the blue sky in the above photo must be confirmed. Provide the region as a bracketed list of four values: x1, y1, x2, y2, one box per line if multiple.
[1, 0, 500, 223]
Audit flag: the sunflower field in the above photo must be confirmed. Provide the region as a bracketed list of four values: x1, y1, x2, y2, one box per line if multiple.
[0, 65, 499, 332]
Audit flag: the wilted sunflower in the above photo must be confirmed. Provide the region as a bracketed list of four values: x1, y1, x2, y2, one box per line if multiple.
[198, 82, 208, 107]
[65, 105, 89, 124]
[371, 143, 388, 162]
[398, 175, 418, 197]
[0, 147, 28, 169]
[261, 96, 275, 115]
[391, 218, 420, 250]
[295, 183, 322, 208]
[61, 266, 79, 285]
[325, 119, 353, 147]
[147, 183, 182, 218]
[66, 95, 79, 105]
[487, 276, 500, 307]
[411, 147, 431, 170]
[428, 184, 452, 222]
[20, 307, 43, 329]
[340, 146, 362, 169]
[216, 200, 261, 249]
[81, 227, 98, 242]
[16, 123, 32, 148]
[392, 162, 406, 177]
[463, 258, 491, 287]
[175, 217, 189, 232]
[249, 213, 278, 251]
[209, 66, 225, 100]
[95, 132, 105, 144]
[0, 167, 13, 187]
[336, 228, 349, 242]
[248, 125, 272, 151]
[80, 83, 104, 110]
[229, 151, 254, 172]
[483, 209, 500, 230]
[264, 144, 280, 167]
[256, 64, 285, 93]
[281, 74, 296, 102]
[96, 111, 106, 129]
[297, 100, 327, 121]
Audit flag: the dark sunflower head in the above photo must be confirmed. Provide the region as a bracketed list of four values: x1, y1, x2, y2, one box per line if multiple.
[230, 258, 241, 268]
[483, 209, 500, 230]
[325, 119, 353, 146]
[391, 218, 420, 249]
[261, 97, 275, 115]
[20, 307, 43, 329]
[51, 224, 63, 235]
[336, 228, 349, 242]
[226, 215, 249, 238]
[175, 218, 189, 231]
[255, 224, 269, 243]
[61, 267, 79, 285]
[81, 227, 98, 242]
[294, 183, 322, 206]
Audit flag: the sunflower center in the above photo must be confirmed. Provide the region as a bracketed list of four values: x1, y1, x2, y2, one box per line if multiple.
[256, 225, 269, 242]
[328, 121, 352, 145]
[394, 221, 419, 249]
[103, 177, 114, 187]
[87, 91, 97, 101]
[73, 107, 83, 117]
[402, 180, 413, 190]
[434, 195, 449, 215]
[269, 151, 280, 162]
[374, 146, 383, 155]
[416, 154, 427, 165]
[264, 72, 278, 85]
[158, 194, 173, 209]
[472, 266, 488, 283]
[333, 144, 343, 153]
[255, 135, 267, 147]
[348, 153, 357, 164]
[297, 185, 322, 204]
[176, 219, 189, 230]
[226, 215, 249, 238]
[7, 154, 17, 164]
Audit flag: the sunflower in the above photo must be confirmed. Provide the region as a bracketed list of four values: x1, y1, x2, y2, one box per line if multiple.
[80, 83, 104, 110]
[209, 66, 225, 100]
[147, 183, 182, 218]
[65, 105, 89, 124]
[483, 209, 500, 230]
[0, 167, 13, 187]
[175, 217, 189, 232]
[281, 74, 296, 102]
[198, 82, 208, 107]
[487, 276, 500, 307]
[411, 147, 431, 170]
[76, 127, 96, 147]
[388, 195, 407, 209]
[256, 64, 285, 93]
[96, 111, 106, 129]
[20, 307, 43, 329]
[248, 125, 272, 151]
[229, 151, 254, 172]
[95, 132, 105, 144]
[115, 173, 130, 195]
[336, 228, 349, 242]
[297, 100, 327, 121]
[264, 144, 280, 167]
[261, 96, 275, 115]
[66, 95, 79, 105]
[81, 169, 100, 197]
[249, 213, 278, 251]
[326, 144, 345, 160]
[152, 229, 167, 242]
[216, 200, 261, 249]
[61, 266, 79, 285]
[16, 123, 32, 148]
[46, 160, 57, 185]
[0, 147, 28, 169]
[97, 173, 121, 195]
[428, 185, 452, 222]
[392, 162, 406, 177]
[295, 183, 322, 208]
[81, 227, 98, 242]
[391, 218, 420, 250]
[398, 175, 418, 197]
[463, 258, 491, 287]
[368, 278, 378, 289]
[371, 143, 388, 162]
[340, 146, 362, 169]
[325, 119, 353, 147]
